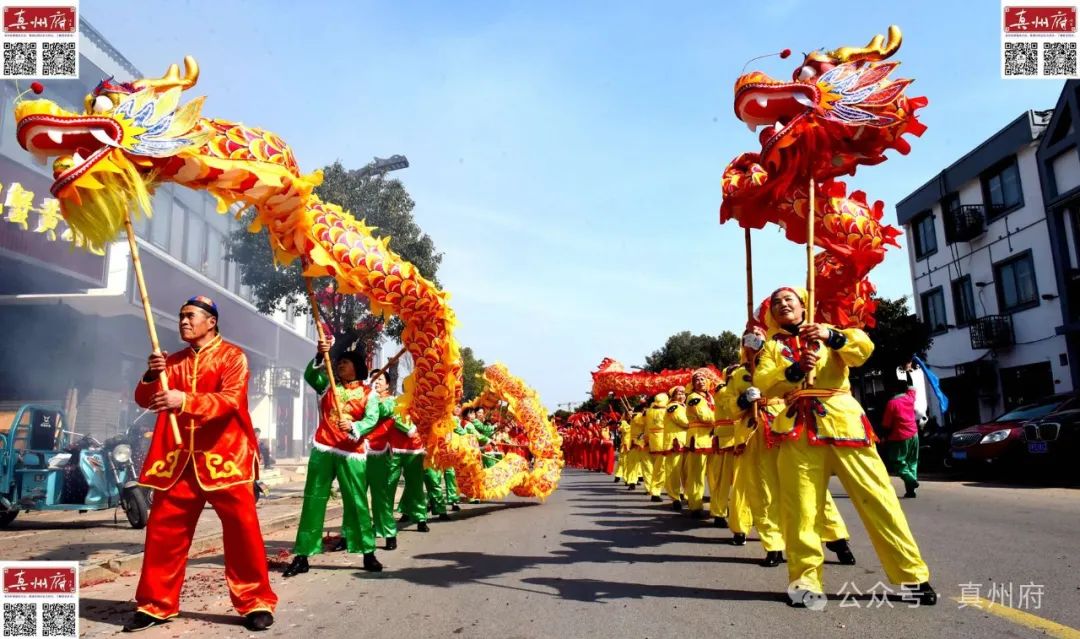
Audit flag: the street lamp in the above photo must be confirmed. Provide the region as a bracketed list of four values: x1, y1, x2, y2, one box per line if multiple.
[352, 154, 410, 179]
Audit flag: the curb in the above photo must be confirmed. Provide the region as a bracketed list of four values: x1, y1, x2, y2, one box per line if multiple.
[79, 500, 340, 587]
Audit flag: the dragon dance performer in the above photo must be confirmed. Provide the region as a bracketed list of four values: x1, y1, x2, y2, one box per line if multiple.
[436, 405, 465, 512]
[613, 415, 633, 484]
[683, 371, 715, 518]
[382, 386, 444, 530]
[644, 393, 669, 501]
[471, 407, 499, 469]
[711, 369, 751, 542]
[284, 338, 384, 578]
[126, 297, 276, 632]
[600, 420, 616, 475]
[756, 287, 936, 607]
[663, 386, 689, 511]
[365, 373, 401, 549]
[627, 404, 649, 490]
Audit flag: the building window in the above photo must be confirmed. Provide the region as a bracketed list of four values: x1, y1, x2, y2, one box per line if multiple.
[912, 211, 937, 260]
[994, 251, 1039, 313]
[205, 229, 223, 280]
[982, 156, 1023, 219]
[185, 215, 206, 271]
[149, 200, 171, 249]
[951, 276, 976, 325]
[920, 287, 948, 334]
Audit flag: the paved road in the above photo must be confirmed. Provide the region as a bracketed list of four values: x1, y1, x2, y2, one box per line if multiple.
[76, 469, 1079, 638]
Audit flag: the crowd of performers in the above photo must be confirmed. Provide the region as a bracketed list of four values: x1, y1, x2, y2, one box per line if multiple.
[563, 286, 937, 609]
[121, 295, 536, 633]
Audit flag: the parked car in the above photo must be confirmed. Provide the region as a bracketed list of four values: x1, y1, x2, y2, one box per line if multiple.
[1021, 402, 1080, 481]
[947, 394, 1078, 471]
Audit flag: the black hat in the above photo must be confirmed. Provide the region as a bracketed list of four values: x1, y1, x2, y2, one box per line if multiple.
[337, 347, 368, 380]
[182, 295, 218, 318]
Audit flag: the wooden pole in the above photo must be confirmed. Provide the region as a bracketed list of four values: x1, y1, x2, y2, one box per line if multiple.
[123, 213, 183, 446]
[806, 179, 817, 387]
[370, 345, 408, 383]
[304, 277, 342, 417]
[744, 227, 754, 324]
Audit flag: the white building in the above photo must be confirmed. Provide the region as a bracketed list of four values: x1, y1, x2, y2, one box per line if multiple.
[0, 19, 318, 456]
[896, 108, 1072, 428]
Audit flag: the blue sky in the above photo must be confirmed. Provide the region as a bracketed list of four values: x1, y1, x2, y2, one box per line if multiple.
[86, 1, 1065, 409]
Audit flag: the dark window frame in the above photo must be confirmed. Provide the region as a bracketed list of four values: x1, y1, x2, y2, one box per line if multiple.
[912, 210, 938, 260]
[981, 155, 1024, 220]
[941, 192, 960, 245]
[993, 250, 1040, 313]
[951, 275, 977, 326]
[920, 286, 948, 335]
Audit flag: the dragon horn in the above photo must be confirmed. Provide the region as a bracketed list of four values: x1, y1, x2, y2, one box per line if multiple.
[132, 55, 200, 91]
[830, 25, 902, 64]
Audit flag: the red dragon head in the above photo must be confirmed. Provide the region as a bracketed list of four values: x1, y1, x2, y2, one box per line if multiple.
[722, 26, 928, 228]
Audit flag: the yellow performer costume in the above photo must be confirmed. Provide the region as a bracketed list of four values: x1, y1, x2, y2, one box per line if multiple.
[708, 372, 739, 527]
[663, 386, 689, 511]
[627, 408, 649, 491]
[613, 418, 631, 484]
[756, 287, 935, 607]
[683, 370, 715, 517]
[644, 394, 669, 501]
[713, 368, 752, 543]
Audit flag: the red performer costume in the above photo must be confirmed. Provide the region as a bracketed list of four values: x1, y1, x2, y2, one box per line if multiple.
[126, 296, 277, 632]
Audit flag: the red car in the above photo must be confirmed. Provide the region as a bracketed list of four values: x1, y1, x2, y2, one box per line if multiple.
[948, 394, 1077, 468]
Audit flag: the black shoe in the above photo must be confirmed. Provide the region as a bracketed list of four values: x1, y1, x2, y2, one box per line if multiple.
[398, 515, 411, 524]
[362, 552, 383, 572]
[470, 499, 480, 504]
[671, 500, 682, 512]
[904, 490, 917, 498]
[714, 517, 728, 528]
[451, 503, 461, 511]
[244, 611, 274, 631]
[122, 612, 168, 632]
[332, 537, 348, 552]
[627, 484, 636, 491]
[825, 539, 857, 565]
[760, 551, 784, 567]
[903, 582, 938, 606]
[437, 513, 451, 522]
[282, 555, 309, 578]
[689, 509, 706, 520]
[385, 537, 397, 551]
[650, 495, 662, 502]
[417, 521, 430, 532]
[614, 477, 621, 483]
[731, 533, 746, 546]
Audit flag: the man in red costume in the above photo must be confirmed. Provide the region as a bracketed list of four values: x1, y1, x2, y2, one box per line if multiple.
[123, 296, 277, 632]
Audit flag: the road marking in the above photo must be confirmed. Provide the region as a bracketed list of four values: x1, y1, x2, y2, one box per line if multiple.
[953, 597, 1080, 639]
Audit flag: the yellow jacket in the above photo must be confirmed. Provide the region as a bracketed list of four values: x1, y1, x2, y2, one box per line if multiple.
[629, 412, 647, 449]
[617, 420, 632, 452]
[684, 391, 715, 451]
[755, 323, 875, 445]
[645, 395, 669, 452]
[663, 402, 689, 450]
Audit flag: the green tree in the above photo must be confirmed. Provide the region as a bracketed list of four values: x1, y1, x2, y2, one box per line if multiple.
[460, 346, 488, 402]
[225, 161, 443, 354]
[859, 296, 933, 375]
[644, 330, 741, 372]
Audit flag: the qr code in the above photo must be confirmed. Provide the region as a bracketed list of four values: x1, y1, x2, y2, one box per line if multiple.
[1004, 41, 1039, 76]
[41, 603, 75, 638]
[1044, 42, 1077, 76]
[41, 42, 75, 77]
[3, 42, 37, 77]
[3, 602, 37, 637]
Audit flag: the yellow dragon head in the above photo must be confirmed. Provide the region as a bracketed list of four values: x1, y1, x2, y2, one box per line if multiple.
[13, 56, 211, 246]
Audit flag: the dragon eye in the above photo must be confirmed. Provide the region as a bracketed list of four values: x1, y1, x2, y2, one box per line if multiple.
[797, 66, 817, 81]
[92, 94, 114, 113]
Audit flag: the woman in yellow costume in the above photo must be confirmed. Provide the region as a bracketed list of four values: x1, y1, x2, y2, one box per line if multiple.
[644, 394, 669, 502]
[755, 286, 936, 607]
[662, 386, 689, 511]
[613, 414, 638, 487]
[682, 371, 715, 519]
[627, 403, 649, 491]
[708, 371, 739, 532]
[722, 321, 855, 567]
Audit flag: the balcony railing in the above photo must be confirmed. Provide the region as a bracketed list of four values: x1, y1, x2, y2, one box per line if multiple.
[945, 204, 986, 243]
[969, 315, 1015, 350]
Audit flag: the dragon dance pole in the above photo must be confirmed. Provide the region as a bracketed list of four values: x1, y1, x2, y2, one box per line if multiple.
[371, 345, 408, 382]
[806, 178, 817, 386]
[745, 227, 754, 323]
[304, 276, 342, 417]
[123, 213, 183, 446]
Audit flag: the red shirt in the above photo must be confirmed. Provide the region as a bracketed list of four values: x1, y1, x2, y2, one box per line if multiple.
[881, 390, 918, 441]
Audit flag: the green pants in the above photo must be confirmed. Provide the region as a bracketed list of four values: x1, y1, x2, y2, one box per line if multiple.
[884, 436, 919, 491]
[293, 448, 375, 555]
[367, 453, 398, 539]
[391, 453, 428, 522]
[424, 467, 447, 515]
[443, 468, 459, 504]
